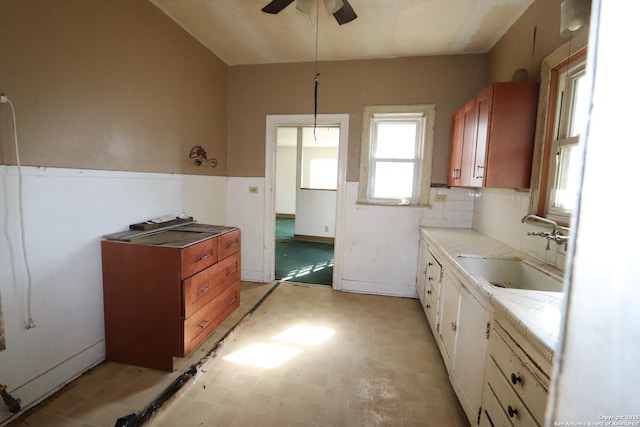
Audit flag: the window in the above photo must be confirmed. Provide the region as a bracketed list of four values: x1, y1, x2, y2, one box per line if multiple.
[529, 35, 588, 226]
[300, 126, 339, 190]
[548, 56, 587, 217]
[358, 105, 435, 205]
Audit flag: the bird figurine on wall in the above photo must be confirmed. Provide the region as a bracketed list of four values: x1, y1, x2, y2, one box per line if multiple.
[189, 145, 218, 167]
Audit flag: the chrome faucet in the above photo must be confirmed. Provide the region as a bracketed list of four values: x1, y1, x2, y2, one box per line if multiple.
[522, 214, 569, 250]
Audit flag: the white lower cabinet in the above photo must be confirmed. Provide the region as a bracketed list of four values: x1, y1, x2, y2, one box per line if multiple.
[417, 232, 554, 427]
[417, 238, 491, 425]
[480, 318, 551, 427]
[441, 273, 491, 424]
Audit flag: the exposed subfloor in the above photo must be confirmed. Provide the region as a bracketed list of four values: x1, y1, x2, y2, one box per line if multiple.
[7, 282, 468, 427]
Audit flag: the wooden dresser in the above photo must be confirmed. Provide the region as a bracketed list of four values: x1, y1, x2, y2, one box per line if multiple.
[101, 224, 241, 371]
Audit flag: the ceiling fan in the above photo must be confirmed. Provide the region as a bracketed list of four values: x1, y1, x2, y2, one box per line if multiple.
[261, 0, 358, 25]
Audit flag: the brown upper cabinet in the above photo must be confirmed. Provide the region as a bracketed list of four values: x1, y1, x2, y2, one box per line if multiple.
[448, 82, 539, 188]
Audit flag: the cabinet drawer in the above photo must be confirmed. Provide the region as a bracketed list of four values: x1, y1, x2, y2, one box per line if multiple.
[218, 229, 241, 260]
[181, 238, 217, 279]
[183, 252, 241, 318]
[491, 330, 548, 423]
[183, 281, 240, 355]
[481, 383, 514, 427]
[486, 359, 538, 427]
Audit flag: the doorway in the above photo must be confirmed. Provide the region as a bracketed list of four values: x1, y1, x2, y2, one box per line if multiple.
[264, 114, 349, 289]
[275, 126, 338, 285]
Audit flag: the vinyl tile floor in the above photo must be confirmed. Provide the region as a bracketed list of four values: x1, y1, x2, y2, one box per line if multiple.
[8, 282, 469, 427]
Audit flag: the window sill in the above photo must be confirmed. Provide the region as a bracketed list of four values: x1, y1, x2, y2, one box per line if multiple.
[355, 201, 432, 208]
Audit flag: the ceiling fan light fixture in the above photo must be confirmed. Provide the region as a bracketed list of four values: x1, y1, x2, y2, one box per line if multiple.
[324, 0, 344, 14]
[296, 0, 313, 14]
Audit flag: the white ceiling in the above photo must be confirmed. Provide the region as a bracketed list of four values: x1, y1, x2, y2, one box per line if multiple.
[151, 0, 534, 66]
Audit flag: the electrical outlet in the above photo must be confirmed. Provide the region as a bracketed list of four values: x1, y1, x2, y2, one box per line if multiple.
[435, 194, 447, 202]
[249, 187, 258, 194]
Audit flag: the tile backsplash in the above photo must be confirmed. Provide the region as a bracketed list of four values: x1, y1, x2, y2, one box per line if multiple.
[419, 187, 476, 229]
[472, 188, 568, 271]
[420, 186, 568, 272]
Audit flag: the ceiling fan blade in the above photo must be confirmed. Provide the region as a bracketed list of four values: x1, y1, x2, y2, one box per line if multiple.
[261, 0, 295, 14]
[333, 0, 357, 25]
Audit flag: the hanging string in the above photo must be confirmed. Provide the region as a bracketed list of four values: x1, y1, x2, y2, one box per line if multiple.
[314, 0, 320, 139]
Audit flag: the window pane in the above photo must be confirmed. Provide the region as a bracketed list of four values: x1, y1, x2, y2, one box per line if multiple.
[569, 74, 589, 137]
[374, 122, 417, 159]
[552, 143, 581, 211]
[308, 158, 337, 190]
[372, 162, 414, 199]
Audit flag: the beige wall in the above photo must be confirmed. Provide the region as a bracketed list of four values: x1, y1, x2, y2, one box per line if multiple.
[0, 0, 228, 175]
[487, 0, 567, 83]
[227, 55, 487, 183]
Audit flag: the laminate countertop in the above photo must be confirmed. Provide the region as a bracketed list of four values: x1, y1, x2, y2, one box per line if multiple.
[420, 227, 566, 358]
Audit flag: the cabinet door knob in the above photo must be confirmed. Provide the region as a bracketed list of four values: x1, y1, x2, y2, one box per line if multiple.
[511, 373, 522, 385]
[451, 321, 457, 331]
[425, 304, 431, 309]
[428, 276, 434, 281]
[507, 405, 518, 418]
[427, 290, 432, 295]
[428, 262, 433, 266]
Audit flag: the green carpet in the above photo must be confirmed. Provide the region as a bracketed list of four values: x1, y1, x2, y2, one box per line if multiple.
[275, 218, 333, 286]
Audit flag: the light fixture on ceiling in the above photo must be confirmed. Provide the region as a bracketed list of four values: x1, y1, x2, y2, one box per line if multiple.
[560, 0, 591, 37]
[262, 0, 357, 25]
[290, 0, 344, 15]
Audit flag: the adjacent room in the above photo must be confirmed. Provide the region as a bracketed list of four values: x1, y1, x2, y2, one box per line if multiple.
[1, 0, 638, 426]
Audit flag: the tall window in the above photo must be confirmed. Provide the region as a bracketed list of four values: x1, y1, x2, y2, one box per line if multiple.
[359, 105, 435, 206]
[548, 56, 588, 218]
[529, 34, 589, 226]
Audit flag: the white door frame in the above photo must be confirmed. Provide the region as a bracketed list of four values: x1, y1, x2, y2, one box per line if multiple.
[264, 114, 349, 289]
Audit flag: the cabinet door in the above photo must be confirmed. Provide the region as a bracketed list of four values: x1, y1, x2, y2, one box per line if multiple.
[416, 239, 429, 304]
[470, 86, 493, 187]
[439, 274, 461, 370]
[451, 282, 491, 425]
[448, 109, 465, 186]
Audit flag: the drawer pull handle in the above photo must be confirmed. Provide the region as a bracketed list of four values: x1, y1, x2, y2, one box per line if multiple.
[451, 321, 457, 331]
[511, 373, 522, 385]
[227, 267, 238, 276]
[198, 319, 211, 329]
[228, 297, 237, 306]
[199, 284, 212, 293]
[507, 405, 518, 418]
[227, 241, 238, 249]
[197, 253, 211, 262]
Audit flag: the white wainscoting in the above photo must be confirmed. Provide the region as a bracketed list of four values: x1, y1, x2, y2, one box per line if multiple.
[0, 166, 227, 422]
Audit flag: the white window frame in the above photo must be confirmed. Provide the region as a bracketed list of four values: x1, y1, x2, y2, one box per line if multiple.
[528, 32, 588, 226]
[546, 56, 587, 222]
[358, 105, 435, 206]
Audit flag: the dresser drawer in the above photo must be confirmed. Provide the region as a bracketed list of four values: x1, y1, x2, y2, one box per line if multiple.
[486, 358, 538, 427]
[218, 229, 241, 260]
[183, 281, 240, 355]
[491, 329, 548, 423]
[180, 238, 217, 279]
[183, 253, 241, 318]
[481, 382, 513, 427]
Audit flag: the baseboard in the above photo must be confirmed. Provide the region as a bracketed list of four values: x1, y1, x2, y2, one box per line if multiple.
[339, 279, 418, 298]
[276, 213, 295, 219]
[293, 234, 335, 244]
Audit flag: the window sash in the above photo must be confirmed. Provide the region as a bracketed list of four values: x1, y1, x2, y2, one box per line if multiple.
[545, 56, 587, 222]
[368, 115, 424, 203]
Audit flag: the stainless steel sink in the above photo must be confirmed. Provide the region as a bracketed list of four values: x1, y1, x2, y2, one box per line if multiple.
[456, 255, 563, 292]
